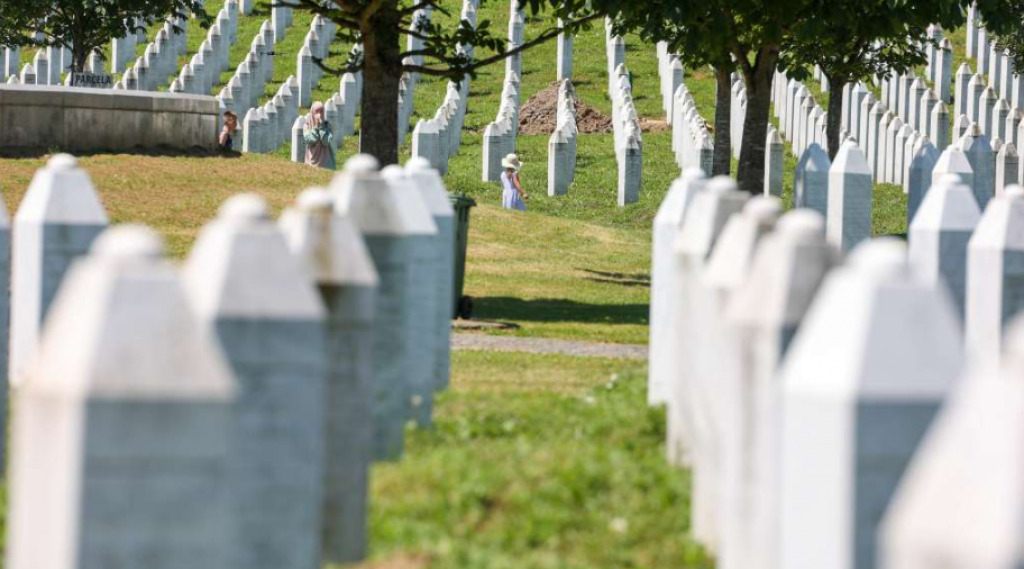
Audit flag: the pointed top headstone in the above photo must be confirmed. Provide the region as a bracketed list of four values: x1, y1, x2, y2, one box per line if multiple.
[16, 154, 108, 225]
[33, 224, 236, 398]
[183, 194, 325, 319]
[278, 187, 379, 288]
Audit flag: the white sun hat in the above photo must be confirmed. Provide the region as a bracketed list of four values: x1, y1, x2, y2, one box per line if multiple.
[501, 153, 523, 171]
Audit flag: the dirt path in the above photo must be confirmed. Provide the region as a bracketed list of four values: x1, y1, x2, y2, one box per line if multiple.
[452, 333, 647, 361]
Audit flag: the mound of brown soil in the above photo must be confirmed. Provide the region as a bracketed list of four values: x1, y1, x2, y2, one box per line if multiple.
[517, 82, 614, 135]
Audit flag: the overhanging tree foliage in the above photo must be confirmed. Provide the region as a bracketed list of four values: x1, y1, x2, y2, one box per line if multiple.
[977, 0, 1024, 70]
[781, 0, 1024, 160]
[280, 0, 599, 165]
[604, 3, 736, 177]
[781, 0, 968, 159]
[595, 0, 807, 194]
[0, 0, 208, 75]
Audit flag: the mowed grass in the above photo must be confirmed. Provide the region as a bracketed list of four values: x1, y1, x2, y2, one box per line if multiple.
[360, 352, 710, 569]
[0, 152, 649, 343]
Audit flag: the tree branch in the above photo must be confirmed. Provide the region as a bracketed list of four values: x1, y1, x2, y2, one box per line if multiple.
[402, 12, 600, 78]
[275, 0, 361, 28]
[397, 0, 440, 16]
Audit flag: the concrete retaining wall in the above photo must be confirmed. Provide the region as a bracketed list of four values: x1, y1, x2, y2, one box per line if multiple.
[0, 85, 218, 152]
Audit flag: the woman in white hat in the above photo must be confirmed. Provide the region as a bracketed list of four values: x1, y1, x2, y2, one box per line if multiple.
[500, 153, 528, 211]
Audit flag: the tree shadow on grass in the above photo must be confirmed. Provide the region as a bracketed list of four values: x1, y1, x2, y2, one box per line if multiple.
[473, 296, 648, 325]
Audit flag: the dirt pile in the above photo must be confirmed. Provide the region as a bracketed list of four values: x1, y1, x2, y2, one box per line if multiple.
[517, 82, 614, 135]
[517, 82, 674, 135]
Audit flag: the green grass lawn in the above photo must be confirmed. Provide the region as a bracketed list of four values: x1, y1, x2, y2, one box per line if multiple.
[362, 352, 710, 569]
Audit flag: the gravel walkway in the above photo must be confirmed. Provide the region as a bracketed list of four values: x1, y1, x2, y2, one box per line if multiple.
[452, 333, 647, 361]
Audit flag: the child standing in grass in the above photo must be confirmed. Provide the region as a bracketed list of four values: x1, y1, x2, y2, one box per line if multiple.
[304, 101, 336, 170]
[500, 153, 528, 211]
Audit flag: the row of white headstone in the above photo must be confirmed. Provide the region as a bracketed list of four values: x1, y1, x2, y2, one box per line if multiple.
[729, 76, 749, 159]
[2, 151, 457, 569]
[656, 43, 685, 123]
[1, 15, 191, 89]
[649, 166, 1024, 569]
[773, 76, 828, 158]
[242, 77, 299, 154]
[413, 81, 469, 175]
[115, 16, 200, 91]
[953, 63, 1024, 147]
[409, 0, 476, 174]
[237, 15, 345, 154]
[1, 46, 23, 82]
[547, 78, 579, 196]
[606, 25, 642, 207]
[481, 0, 524, 182]
[168, 13, 240, 95]
[965, 7, 1024, 107]
[670, 82, 714, 174]
[397, 6, 434, 141]
[774, 71, 959, 206]
[107, 17, 149, 73]
[3, 44, 72, 87]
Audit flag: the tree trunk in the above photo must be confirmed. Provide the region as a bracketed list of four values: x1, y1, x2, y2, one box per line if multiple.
[735, 51, 778, 194]
[359, 2, 402, 166]
[712, 64, 732, 177]
[825, 74, 845, 160]
[72, 45, 89, 74]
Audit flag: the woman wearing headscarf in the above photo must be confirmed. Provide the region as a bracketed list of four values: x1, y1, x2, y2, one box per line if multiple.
[500, 153, 528, 211]
[303, 101, 336, 170]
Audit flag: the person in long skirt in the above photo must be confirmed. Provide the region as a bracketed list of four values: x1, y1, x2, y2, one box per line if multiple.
[500, 154, 528, 211]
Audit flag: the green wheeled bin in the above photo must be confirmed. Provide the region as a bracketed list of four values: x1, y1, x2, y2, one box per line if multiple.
[449, 193, 477, 319]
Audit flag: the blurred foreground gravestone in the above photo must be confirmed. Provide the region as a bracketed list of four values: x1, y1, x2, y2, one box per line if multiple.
[5, 226, 236, 569]
[779, 239, 962, 569]
[183, 194, 327, 569]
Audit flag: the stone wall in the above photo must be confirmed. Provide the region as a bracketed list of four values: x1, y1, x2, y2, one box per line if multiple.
[0, 84, 218, 152]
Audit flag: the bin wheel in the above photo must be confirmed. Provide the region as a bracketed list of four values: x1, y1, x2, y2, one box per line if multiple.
[457, 296, 474, 320]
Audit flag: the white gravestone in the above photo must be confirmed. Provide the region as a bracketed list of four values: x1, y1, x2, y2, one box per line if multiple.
[795, 143, 831, 215]
[996, 141, 1019, 194]
[5, 225, 236, 569]
[930, 100, 950, 151]
[381, 165, 441, 426]
[183, 195, 327, 569]
[667, 176, 746, 467]
[722, 210, 839, 569]
[9, 154, 108, 388]
[908, 175, 982, 320]
[880, 317, 1024, 569]
[779, 238, 962, 569]
[406, 158, 457, 391]
[332, 156, 435, 460]
[690, 197, 781, 552]
[932, 145, 975, 190]
[649, 169, 707, 405]
[960, 125, 996, 210]
[966, 185, 1024, 365]
[765, 128, 784, 197]
[279, 188, 379, 564]
[907, 140, 940, 226]
[827, 141, 873, 252]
